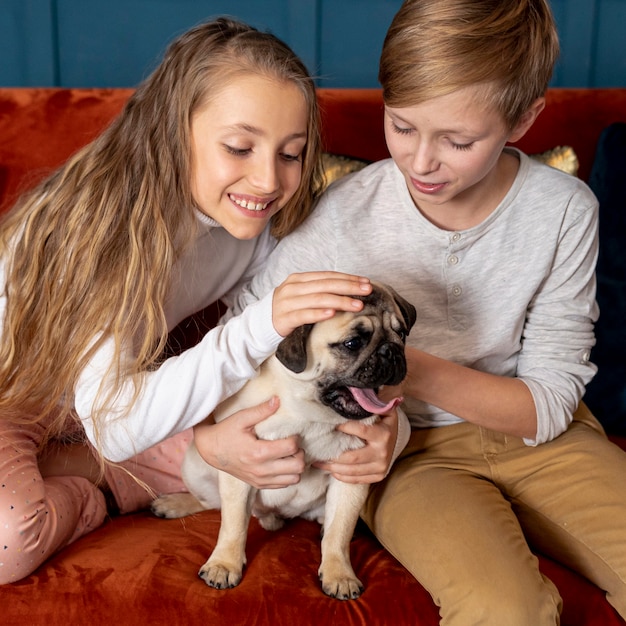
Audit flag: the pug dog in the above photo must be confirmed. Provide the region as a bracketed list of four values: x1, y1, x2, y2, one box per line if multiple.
[151, 281, 416, 600]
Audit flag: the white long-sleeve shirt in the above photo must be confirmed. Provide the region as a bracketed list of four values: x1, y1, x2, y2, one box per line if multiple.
[228, 149, 599, 445]
[1, 212, 283, 461]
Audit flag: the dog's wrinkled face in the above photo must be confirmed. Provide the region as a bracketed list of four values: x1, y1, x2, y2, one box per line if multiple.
[275, 282, 417, 420]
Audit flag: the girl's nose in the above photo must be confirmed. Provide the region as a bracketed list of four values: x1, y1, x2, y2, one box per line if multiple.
[249, 157, 280, 193]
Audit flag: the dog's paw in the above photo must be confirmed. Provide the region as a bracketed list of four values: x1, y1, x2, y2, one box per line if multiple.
[150, 493, 206, 519]
[198, 560, 244, 589]
[319, 572, 364, 600]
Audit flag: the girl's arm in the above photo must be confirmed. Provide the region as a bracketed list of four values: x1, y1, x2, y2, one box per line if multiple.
[192, 397, 306, 490]
[75, 273, 371, 464]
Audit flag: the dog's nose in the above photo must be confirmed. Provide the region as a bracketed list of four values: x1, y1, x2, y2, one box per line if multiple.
[376, 342, 407, 385]
[377, 343, 393, 358]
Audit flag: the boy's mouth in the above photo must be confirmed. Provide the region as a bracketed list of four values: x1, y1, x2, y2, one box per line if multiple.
[410, 178, 447, 194]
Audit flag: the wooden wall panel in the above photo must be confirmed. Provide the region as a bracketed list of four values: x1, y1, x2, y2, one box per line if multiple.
[317, 0, 401, 87]
[53, 0, 316, 87]
[594, 0, 626, 86]
[0, 0, 56, 85]
[0, 0, 624, 88]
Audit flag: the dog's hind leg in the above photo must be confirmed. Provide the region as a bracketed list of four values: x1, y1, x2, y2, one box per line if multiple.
[198, 472, 255, 589]
[318, 480, 369, 600]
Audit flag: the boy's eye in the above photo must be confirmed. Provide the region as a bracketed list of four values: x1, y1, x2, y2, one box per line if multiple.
[451, 141, 474, 151]
[391, 121, 413, 136]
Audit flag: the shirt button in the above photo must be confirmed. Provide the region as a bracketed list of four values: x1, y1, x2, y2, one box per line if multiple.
[581, 350, 590, 363]
[452, 285, 462, 297]
[448, 255, 459, 265]
[451, 233, 461, 242]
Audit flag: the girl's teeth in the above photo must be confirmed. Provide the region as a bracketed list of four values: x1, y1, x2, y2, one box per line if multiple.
[231, 195, 269, 211]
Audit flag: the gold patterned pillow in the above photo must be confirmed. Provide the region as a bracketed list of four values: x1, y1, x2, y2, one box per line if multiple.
[530, 146, 579, 177]
[321, 153, 369, 189]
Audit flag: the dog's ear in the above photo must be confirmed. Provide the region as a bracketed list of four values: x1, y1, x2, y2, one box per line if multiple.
[275, 323, 314, 373]
[376, 283, 416, 332]
[394, 292, 417, 332]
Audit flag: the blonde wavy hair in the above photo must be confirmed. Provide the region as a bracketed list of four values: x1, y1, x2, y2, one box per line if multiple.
[0, 18, 324, 443]
[379, 0, 560, 129]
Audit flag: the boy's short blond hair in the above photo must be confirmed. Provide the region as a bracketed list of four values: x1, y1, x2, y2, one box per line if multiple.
[379, 0, 560, 128]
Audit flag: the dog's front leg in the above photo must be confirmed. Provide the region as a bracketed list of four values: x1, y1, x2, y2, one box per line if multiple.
[318, 479, 369, 600]
[198, 471, 255, 589]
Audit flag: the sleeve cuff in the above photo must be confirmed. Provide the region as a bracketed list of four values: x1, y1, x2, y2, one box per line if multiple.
[387, 406, 411, 475]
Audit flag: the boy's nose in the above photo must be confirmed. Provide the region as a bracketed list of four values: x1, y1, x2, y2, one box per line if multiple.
[412, 143, 438, 175]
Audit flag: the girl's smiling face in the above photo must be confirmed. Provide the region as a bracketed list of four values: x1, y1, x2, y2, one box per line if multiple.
[190, 73, 308, 240]
[384, 84, 541, 230]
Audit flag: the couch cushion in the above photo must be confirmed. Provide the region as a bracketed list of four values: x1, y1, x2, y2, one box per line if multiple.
[584, 123, 626, 436]
[530, 145, 579, 176]
[4, 509, 625, 626]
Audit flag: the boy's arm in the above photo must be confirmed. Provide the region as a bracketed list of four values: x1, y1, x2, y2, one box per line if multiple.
[398, 350, 538, 439]
[394, 186, 599, 445]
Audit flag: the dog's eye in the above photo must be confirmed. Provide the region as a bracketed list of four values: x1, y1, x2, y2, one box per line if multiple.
[397, 329, 407, 342]
[343, 337, 364, 351]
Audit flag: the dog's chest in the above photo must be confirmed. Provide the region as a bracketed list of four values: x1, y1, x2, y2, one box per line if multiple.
[254, 409, 366, 462]
[255, 468, 329, 522]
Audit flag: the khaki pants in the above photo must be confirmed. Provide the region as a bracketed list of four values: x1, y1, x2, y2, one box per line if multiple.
[362, 404, 626, 625]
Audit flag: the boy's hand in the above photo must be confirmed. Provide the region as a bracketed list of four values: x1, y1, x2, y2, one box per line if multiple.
[313, 409, 400, 484]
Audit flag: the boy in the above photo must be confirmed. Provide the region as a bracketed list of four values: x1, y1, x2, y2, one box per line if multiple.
[228, 1, 626, 623]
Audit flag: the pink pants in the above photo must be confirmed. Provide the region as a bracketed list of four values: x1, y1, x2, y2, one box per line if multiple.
[0, 419, 191, 584]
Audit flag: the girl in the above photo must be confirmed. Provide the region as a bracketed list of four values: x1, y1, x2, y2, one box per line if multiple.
[224, 1, 626, 623]
[0, 18, 401, 584]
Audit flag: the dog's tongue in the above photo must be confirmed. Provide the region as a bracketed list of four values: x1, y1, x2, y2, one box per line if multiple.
[348, 387, 403, 415]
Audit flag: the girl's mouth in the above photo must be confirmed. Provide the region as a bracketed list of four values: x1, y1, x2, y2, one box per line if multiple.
[229, 193, 275, 212]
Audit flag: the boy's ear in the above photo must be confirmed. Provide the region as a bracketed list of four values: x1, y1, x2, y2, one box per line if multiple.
[508, 97, 546, 143]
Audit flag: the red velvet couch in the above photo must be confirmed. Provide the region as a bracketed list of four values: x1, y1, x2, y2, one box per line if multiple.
[1, 87, 625, 625]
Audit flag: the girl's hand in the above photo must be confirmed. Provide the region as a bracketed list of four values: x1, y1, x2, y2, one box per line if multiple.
[272, 271, 371, 337]
[193, 397, 305, 490]
[313, 409, 400, 484]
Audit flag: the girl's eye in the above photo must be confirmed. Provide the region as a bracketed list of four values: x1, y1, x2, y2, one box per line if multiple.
[281, 152, 302, 163]
[451, 141, 474, 152]
[224, 145, 251, 156]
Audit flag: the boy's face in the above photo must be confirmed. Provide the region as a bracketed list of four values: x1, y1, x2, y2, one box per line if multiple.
[384, 85, 528, 230]
[189, 74, 308, 240]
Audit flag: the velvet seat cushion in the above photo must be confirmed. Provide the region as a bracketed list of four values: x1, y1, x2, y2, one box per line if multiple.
[5, 509, 625, 626]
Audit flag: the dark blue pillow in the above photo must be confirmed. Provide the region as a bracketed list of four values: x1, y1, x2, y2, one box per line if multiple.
[584, 122, 626, 436]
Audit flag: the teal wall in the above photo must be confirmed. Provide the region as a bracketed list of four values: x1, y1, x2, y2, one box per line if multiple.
[1, 0, 625, 88]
